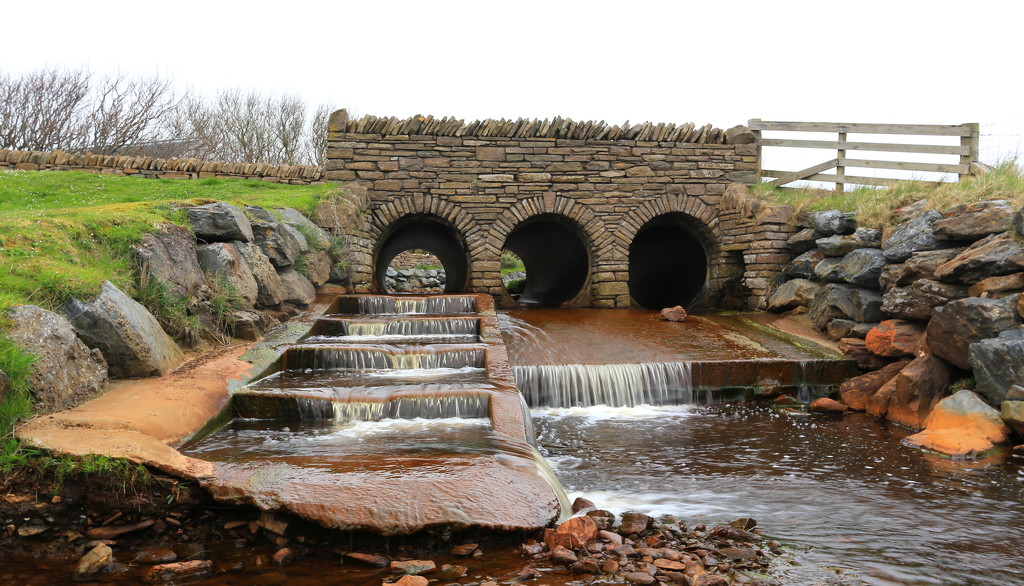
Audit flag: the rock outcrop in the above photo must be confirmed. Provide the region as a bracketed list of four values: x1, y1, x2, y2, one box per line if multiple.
[63, 281, 183, 378]
[5, 305, 108, 411]
[187, 202, 254, 243]
[904, 389, 1009, 457]
[133, 225, 205, 298]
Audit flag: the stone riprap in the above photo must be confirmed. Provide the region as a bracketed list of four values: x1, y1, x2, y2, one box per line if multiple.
[766, 198, 1024, 453]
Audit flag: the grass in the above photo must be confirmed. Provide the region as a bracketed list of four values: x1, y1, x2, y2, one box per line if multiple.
[751, 160, 1024, 230]
[0, 170, 339, 311]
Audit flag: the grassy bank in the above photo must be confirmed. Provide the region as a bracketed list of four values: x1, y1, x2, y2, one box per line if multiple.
[752, 161, 1024, 229]
[0, 170, 340, 470]
[0, 170, 338, 312]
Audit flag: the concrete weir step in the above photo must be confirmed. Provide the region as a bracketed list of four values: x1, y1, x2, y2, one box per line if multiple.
[183, 294, 568, 535]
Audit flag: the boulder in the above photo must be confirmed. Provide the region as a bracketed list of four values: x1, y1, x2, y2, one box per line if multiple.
[660, 306, 687, 321]
[74, 543, 113, 580]
[144, 560, 213, 582]
[196, 243, 259, 307]
[893, 199, 929, 222]
[881, 279, 968, 321]
[934, 233, 1024, 284]
[836, 248, 887, 289]
[787, 228, 821, 254]
[251, 219, 302, 268]
[187, 202, 253, 243]
[553, 515, 598, 548]
[133, 225, 204, 298]
[5, 305, 108, 411]
[967, 272, 1024, 298]
[865, 320, 925, 358]
[839, 359, 911, 410]
[808, 284, 884, 329]
[1001, 400, 1024, 436]
[278, 269, 316, 306]
[904, 390, 1009, 457]
[866, 354, 951, 430]
[816, 228, 882, 257]
[839, 337, 892, 371]
[882, 210, 943, 262]
[785, 249, 824, 279]
[276, 207, 332, 249]
[303, 250, 332, 286]
[969, 328, 1024, 404]
[63, 282, 183, 379]
[926, 295, 1022, 369]
[826, 319, 875, 340]
[227, 310, 279, 341]
[932, 200, 1013, 241]
[896, 247, 966, 285]
[879, 264, 904, 292]
[812, 257, 845, 283]
[809, 210, 857, 236]
[235, 242, 286, 307]
[767, 279, 820, 311]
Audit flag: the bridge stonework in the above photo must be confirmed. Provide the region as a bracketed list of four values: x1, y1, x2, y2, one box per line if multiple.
[325, 111, 796, 309]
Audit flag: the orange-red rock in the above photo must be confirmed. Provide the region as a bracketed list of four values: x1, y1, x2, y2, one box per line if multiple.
[866, 355, 951, 430]
[808, 397, 847, 414]
[838, 338, 891, 371]
[660, 306, 687, 322]
[865, 320, 925, 358]
[839, 360, 910, 411]
[553, 515, 599, 548]
[905, 390, 1009, 457]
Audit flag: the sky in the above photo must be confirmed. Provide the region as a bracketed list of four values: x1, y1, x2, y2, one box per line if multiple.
[4, 0, 1023, 176]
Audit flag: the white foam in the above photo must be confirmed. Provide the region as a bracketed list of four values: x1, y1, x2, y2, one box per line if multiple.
[531, 403, 696, 424]
[566, 489, 738, 518]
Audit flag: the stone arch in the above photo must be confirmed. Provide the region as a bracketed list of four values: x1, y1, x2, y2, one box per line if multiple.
[617, 194, 723, 310]
[488, 195, 606, 307]
[366, 195, 485, 293]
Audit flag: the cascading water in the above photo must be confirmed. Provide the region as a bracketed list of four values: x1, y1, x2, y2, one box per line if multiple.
[354, 295, 476, 315]
[285, 344, 486, 370]
[514, 362, 693, 408]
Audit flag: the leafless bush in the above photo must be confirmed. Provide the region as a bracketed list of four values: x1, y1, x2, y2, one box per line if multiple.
[1, 66, 332, 165]
[165, 90, 332, 166]
[0, 67, 178, 154]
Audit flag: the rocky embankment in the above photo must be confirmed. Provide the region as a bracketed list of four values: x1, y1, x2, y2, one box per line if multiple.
[0, 201, 348, 415]
[766, 200, 1024, 456]
[1, 478, 780, 585]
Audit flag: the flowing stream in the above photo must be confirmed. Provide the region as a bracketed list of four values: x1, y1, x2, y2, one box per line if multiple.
[503, 309, 1024, 585]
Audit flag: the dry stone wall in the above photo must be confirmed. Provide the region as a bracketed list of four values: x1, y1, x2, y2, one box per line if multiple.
[0, 148, 322, 184]
[325, 110, 789, 309]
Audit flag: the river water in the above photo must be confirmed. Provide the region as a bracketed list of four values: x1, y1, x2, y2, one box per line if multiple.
[504, 309, 1024, 585]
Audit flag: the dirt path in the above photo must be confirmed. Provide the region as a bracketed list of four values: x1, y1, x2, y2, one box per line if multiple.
[16, 344, 255, 479]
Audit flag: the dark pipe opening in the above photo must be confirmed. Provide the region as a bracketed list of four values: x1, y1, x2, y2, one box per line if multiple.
[503, 214, 589, 307]
[628, 213, 709, 310]
[374, 215, 468, 293]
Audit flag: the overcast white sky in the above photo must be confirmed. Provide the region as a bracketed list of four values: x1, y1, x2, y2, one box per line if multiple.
[4, 0, 1023, 174]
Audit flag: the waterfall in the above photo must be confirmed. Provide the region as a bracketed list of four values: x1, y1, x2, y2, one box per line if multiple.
[332, 395, 490, 423]
[514, 362, 693, 408]
[286, 345, 486, 370]
[355, 296, 476, 315]
[342, 318, 478, 337]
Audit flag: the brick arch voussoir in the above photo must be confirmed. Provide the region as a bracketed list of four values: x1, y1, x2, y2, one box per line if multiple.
[617, 194, 721, 246]
[490, 196, 607, 257]
[366, 194, 483, 253]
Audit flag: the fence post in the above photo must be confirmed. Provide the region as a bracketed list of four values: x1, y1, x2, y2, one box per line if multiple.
[836, 131, 847, 193]
[960, 122, 980, 179]
[749, 118, 763, 183]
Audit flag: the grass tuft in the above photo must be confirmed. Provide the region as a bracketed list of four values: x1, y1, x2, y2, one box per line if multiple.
[752, 160, 1024, 229]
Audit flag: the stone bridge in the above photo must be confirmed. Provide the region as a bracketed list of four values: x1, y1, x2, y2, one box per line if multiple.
[324, 110, 797, 310]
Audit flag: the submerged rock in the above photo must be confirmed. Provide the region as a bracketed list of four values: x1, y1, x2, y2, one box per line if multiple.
[63, 282, 183, 379]
[905, 390, 1009, 457]
[74, 543, 113, 580]
[840, 360, 912, 411]
[866, 355, 951, 430]
[809, 397, 847, 414]
[5, 304, 108, 411]
[143, 560, 213, 582]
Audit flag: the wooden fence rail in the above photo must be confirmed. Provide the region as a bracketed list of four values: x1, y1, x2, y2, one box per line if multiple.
[749, 119, 980, 192]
